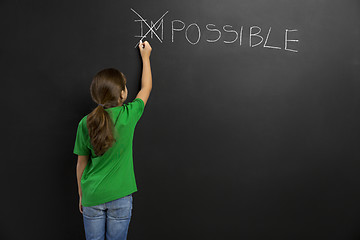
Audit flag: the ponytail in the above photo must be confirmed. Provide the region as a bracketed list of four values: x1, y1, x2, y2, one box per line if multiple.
[87, 68, 126, 156]
[86, 104, 115, 156]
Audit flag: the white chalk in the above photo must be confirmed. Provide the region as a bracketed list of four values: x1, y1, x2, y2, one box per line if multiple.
[140, 40, 145, 48]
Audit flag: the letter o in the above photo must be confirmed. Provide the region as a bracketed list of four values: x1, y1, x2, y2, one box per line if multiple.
[185, 23, 201, 45]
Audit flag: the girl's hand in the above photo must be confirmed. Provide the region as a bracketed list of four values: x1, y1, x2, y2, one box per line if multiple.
[139, 41, 152, 59]
[79, 196, 83, 214]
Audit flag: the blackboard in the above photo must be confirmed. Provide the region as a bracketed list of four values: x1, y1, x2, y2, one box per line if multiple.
[2, 0, 360, 239]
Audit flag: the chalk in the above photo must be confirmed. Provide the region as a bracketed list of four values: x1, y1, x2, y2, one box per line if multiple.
[140, 40, 145, 48]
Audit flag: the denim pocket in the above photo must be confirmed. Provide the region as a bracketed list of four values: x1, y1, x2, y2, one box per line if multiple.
[83, 205, 106, 218]
[107, 195, 133, 220]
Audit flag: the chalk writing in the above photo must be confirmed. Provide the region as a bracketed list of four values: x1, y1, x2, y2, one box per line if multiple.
[264, 27, 281, 50]
[206, 24, 221, 43]
[285, 29, 299, 53]
[150, 19, 164, 40]
[132, 8, 300, 52]
[131, 8, 169, 48]
[185, 23, 201, 45]
[250, 26, 263, 47]
[223, 25, 238, 44]
[171, 20, 185, 43]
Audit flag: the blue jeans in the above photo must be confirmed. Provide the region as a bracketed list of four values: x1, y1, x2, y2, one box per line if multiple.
[82, 194, 133, 240]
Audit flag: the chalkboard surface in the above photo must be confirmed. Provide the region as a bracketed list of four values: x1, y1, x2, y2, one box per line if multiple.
[2, 0, 360, 239]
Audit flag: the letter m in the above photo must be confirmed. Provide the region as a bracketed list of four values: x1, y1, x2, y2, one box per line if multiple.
[150, 19, 164, 40]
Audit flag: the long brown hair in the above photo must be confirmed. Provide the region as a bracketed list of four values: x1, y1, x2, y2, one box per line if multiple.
[87, 68, 126, 156]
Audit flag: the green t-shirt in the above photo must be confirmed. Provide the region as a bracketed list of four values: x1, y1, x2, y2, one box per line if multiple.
[74, 98, 144, 207]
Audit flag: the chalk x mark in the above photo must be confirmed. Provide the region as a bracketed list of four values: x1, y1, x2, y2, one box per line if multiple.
[131, 8, 169, 48]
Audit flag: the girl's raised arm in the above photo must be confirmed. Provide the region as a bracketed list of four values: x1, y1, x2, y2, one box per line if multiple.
[136, 41, 152, 106]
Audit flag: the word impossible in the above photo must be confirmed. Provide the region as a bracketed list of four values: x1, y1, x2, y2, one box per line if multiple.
[131, 9, 299, 53]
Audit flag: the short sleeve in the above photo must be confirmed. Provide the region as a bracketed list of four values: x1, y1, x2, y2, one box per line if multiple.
[73, 117, 91, 156]
[127, 98, 145, 123]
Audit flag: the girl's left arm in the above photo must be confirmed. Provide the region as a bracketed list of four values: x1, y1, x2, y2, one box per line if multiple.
[76, 155, 89, 197]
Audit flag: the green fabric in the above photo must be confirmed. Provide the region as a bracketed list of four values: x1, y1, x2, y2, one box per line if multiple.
[74, 98, 144, 207]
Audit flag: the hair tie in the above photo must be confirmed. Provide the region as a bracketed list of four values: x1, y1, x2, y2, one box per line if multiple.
[98, 103, 104, 107]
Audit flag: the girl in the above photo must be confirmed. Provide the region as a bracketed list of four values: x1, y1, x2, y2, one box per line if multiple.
[73, 41, 152, 240]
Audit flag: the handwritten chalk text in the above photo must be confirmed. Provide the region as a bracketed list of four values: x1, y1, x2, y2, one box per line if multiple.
[131, 9, 299, 53]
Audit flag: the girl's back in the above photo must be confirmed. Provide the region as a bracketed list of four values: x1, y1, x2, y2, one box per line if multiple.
[74, 97, 144, 207]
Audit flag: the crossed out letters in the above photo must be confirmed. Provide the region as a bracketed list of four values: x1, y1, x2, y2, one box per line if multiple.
[131, 8, 168, 48]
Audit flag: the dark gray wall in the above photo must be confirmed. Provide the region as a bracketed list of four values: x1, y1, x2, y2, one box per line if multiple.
[2, 0, 360, 239]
